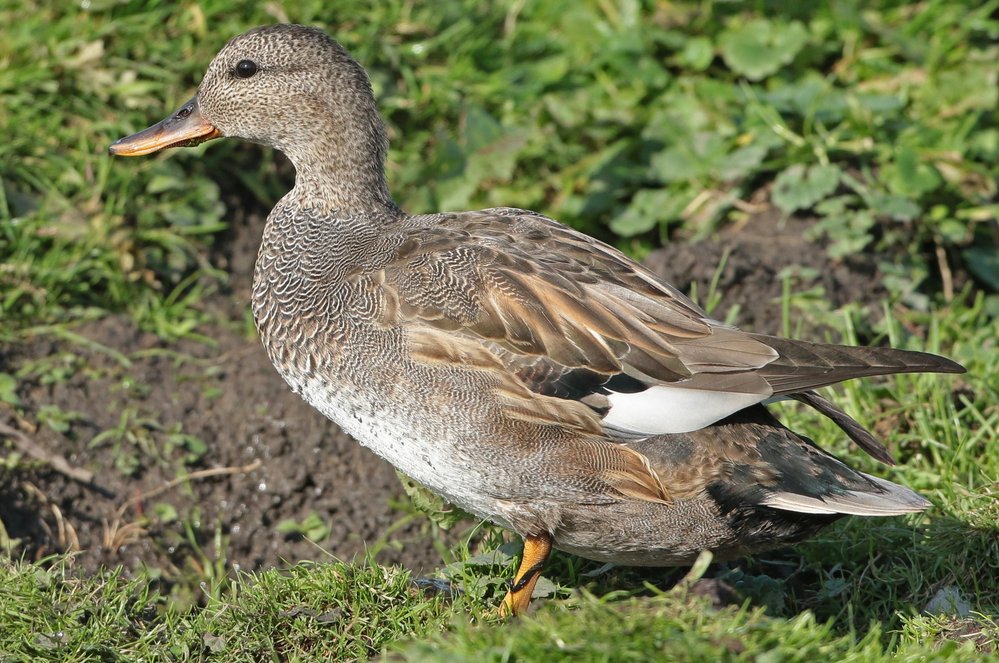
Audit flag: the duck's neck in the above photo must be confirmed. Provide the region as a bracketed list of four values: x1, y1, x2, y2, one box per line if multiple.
[283, 110, 400, 216]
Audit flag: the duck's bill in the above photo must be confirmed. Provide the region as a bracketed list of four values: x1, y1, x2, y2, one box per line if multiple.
[109, 96, 221, 156]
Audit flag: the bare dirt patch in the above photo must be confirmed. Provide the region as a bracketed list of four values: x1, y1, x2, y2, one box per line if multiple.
[2, 314, 449, 579]
[644, 210, 886, 335]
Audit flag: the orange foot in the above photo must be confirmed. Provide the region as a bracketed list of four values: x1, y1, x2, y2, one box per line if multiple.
[498, 532, 553, 617]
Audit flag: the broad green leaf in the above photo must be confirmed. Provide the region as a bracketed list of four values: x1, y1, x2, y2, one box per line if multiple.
[436, 177, 478, 212]
[853, 93, 905, 115]
[867, 192, 920, 222]
[435, 106, 528, 210]
[679, 36, 714, 71]
[762, 74, 847, 122]
[719, 19, 808, 81]
[397, 471, 469, 530]
[713, 143, 767, 182]
[146, 173, 185, 194]
[964, 246, 999, 291]
[610, 188, 691, 237]
[529, 55, 570, 85]
[915, 63, 998, 117]
[466, 130, 528, 183]
[651, 145, 702, 183]
[152, 502, 178, 524]
[970, 129, 999, 160]
[651, 132, 727, 182]
[937, 218, 967, 244]
[462, 105, 505, 152]
[772, 164, 842, 213]
[810, 208, 876, 259]
[882, 147, 942, 198]
[0, 373, 19, 407]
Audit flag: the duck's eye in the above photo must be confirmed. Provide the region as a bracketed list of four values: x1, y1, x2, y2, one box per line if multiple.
[235, 59, 258, 79]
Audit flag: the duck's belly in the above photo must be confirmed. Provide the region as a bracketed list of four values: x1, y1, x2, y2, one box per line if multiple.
[285, 366, 517, 530]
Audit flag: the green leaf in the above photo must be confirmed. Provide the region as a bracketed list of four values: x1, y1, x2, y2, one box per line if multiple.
[810, 208, 876, 259]
[0, 373, 19, 407]
[651, 133, 727, 182]
[146, 174, 182, 194]
[719, 19, 808, 80]
[867, 192, 920, 222]
[531, 574, 557, 599]
[460, 544, 517, 569]
[678, 36, 714, 71]
[437, 106, 527, 210]
[881, 147, 942, 198]
[964, 246, 999, 291]
[397, 471, 470, 530]
[713, 143, 768, 182]
[610, 188, 692, 237]
[529, 55, 570, 85]
[970, 129, 999, 161]
[854, 93, 905, 115]
[276, 512, 330, 541]
[643, 90, 712, 138]
[761, 74, 847, 123]
[462, 105, 505, 152]
[772, 164, 842, 213]
[937, 218, 967, 244]
[152, 502, 178, 524]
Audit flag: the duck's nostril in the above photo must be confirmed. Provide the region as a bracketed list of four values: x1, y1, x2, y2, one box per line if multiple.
[109, 94, 218, 156]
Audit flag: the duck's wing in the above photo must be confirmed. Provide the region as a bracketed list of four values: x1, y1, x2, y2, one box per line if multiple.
[381, 207, 962, 447]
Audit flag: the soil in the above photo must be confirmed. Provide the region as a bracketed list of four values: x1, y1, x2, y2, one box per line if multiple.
[0, 204, 889, 588]
[643, 210, 886, 335]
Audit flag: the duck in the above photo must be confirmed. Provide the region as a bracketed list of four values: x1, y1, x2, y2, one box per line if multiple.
[110, 24, 964, 616]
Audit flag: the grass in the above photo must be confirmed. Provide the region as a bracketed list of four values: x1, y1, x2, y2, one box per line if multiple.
[1, 0, 997, 660]
[0, 557, 458, 661]
[2, 545, 997, 661]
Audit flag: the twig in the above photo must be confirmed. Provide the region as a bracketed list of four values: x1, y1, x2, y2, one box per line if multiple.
[935, 240, 954, 302]
[0, 421, 97, 486]
[504, 0, 527, 36]
[115, 459, 263, 520]
[21, 482, 80, 553]
[729, 196, 769, 214]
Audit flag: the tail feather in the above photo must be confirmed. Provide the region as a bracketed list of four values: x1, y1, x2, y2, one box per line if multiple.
[764, 472, 931, 517]
[752, 334, 965, 395]
[685, 406, 933, 520]
[790, 390, 896, 465]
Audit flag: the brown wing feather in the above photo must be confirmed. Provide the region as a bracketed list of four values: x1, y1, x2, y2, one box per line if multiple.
[385, 208, 778, 389]
[592, 442, 671, 504]
[392, 208, 964, 398]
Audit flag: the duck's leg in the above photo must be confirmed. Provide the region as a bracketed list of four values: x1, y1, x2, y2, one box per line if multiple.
[499, 532, 553, 616]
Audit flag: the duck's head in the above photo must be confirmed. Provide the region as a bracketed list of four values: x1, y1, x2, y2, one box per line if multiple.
[111, 25, 393, 207]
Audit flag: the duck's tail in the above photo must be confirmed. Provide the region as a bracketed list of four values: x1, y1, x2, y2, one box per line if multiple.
[762, 471, 930, 516]
[682, 405, 934, 518]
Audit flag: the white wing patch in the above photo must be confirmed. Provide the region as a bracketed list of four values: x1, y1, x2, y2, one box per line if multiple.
[601, 384, 769, 435]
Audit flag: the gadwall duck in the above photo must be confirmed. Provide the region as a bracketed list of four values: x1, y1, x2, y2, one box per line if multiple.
[111, 24, 964, 616]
